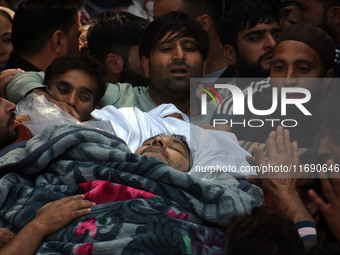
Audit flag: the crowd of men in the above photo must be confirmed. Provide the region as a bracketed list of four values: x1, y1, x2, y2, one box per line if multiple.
[1, 0, 340, 254]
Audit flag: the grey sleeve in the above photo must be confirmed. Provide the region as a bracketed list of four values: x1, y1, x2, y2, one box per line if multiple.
[6, 71, 46, 104]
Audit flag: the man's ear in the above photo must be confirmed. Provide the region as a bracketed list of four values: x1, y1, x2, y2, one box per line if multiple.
[195, 14, 212, 32]
[223, 44, 236, 66]
[321, 69, 334, 98]
[51, 30, 67, 56]
[105, 53, 123, 74]
[328, 6, 340, 27]
[325, 68, 334, 78]
[141, 56, 150, 78]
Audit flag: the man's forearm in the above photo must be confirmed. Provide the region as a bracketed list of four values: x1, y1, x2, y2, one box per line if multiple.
[0, 220, 48, 255]
[273, 189, 314, 223]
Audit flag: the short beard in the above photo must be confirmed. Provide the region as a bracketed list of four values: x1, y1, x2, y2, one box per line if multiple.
[119, 56, 149, 87]
[235, 49, 272, 78]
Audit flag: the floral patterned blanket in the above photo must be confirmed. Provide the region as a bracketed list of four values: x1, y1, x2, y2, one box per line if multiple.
[0, 125, 263, 254]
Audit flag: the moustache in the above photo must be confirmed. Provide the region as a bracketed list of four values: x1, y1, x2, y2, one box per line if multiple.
[259, 49, 274, 62]
[141, 145, 168, 158]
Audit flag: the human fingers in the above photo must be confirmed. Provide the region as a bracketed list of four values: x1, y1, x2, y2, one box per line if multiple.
[308, 188, 327, 210]
[55, 102, 81, 121]
[0, 228, 15, 248]
[266, 130, 278, 159]
[292, 141, 300, 165]
[275, 125, 287, 156]
[0, 69, 23, 97]
[35, 195, 95, 236]
[283, 128, 294, 160]
[326, 160, 340, 197]
[318, 171, 337, 205]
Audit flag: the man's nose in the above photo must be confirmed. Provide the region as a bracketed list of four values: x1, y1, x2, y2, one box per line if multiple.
[282, 67, 298, 87]
[66, 92, 77, 108]
[152, 136, 166, 149]
[264, 34, 276, 50]
[4, 98, 16, 114]
[172, 45, 185, 62]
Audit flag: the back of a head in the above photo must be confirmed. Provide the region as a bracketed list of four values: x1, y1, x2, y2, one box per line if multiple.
[44, 55, 106, 105]
[219, 0, 282, 47]
[228, 206, 304, 255]
[182, 0, 224, 28]
[12, 0, 82, 56]
[139, 11, 209, 60]
[87, 11, 149, 64]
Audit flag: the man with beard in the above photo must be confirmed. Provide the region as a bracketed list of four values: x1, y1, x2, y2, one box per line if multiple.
[153, 0, 228, 80]
[135, 134, 191, 173]
[87, 11, 150, 87]
[4, 12, 212, 124]
[0, 96, 20, 149]
[216, 0, 282, 100]
[213, 24, 335, 148]
[3, 0, 84, 72]
[98, 11, 212, 124]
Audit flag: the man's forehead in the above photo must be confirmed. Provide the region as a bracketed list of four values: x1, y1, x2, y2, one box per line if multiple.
[273, 40, 319, 60]
[144, 135, 181, 143]
[244, 20, 280, 32]
[295, 0, 320, 9]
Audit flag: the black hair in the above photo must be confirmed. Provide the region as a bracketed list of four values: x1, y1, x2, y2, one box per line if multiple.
[219, 0, 282, 47]
[139, 11, 209, 60]
[182, 0, 224, 28]
[11, 0, 82, 55]
[87, 11, 149, 65]
[44, 55, 106, 105]
[228, 206, 304, 255]
[0, 10, 12, 23]
[171, 133, 193, 167]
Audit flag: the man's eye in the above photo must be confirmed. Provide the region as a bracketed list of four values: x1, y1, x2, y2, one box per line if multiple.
[79, 95, 91, 102]
[160, 47, 171, 52]
[247, 35, 262, 42]
[3, 37, 11, 44]
[298, 66, 310, 73]
[57, 87, 68, 94]
[169, 146, 183, 155]
[184, 46, 197, 52]
[273, 65, 283, 72]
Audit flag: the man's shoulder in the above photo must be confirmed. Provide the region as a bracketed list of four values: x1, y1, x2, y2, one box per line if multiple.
[216, 77, 271, 115]
[4, 52, 41, 71]
[99, 83, 156, 111]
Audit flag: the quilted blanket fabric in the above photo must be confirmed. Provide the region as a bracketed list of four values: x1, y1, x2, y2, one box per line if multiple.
[0, 125, 263, 255]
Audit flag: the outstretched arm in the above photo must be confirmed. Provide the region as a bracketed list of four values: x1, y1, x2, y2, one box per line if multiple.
[246, 125, 314, 223]
[0, 194, 95, 255]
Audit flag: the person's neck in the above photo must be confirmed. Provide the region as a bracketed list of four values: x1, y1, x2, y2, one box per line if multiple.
[149, 88, 192, 116]
[20, 48, 57, 72]
[204, 31, 228, 75]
